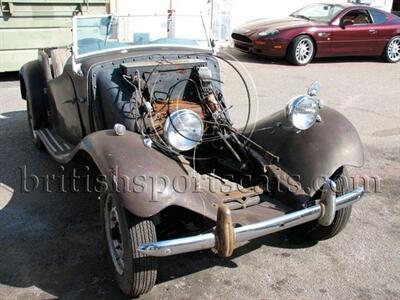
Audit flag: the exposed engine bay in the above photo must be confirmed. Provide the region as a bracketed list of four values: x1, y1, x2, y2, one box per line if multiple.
[95, 56, 309, 213]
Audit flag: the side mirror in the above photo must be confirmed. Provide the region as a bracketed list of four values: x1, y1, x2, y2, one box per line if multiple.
[341, 19, 354, 28]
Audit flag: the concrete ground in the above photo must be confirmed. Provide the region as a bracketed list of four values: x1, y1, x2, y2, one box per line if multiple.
[0, 50, 399, 299]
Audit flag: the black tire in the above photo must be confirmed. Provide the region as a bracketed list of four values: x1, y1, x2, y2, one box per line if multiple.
[295, 168, 352, 241]
[383, 35, 400, 63]
[26, 101, 44, 150]
[101, 192, 158, 297]
[286, 35, 315, 66]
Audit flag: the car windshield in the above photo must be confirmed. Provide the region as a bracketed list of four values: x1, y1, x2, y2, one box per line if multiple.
[291, 4, 344, 22]
[73, 15, 210, 58]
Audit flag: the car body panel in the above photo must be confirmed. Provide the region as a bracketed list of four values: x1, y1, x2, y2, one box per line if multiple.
[19, 60, 48, 128]
[31, 128, 220, 220]
[246, 107, 364, 196]
[78, 130, 221, 220]
[47, 71, 83, 144]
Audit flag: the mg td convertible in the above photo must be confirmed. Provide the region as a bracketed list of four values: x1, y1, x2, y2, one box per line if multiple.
[20, 14, 364, 297]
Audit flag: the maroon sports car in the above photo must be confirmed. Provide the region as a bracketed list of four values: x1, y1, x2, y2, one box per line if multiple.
[231, 3, 400, 65]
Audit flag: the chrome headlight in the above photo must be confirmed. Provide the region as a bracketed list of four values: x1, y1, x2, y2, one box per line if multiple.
[258, 29, 279, 37]
[286, 96, 319, 130]
[164, 109, 204, 152]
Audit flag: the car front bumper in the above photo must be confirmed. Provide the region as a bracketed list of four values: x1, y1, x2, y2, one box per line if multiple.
[139, 180, 364, 257]
[232, 38, 287, 57]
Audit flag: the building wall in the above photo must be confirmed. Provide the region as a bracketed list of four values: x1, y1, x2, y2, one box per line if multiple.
[113, 0, 393, 18]
[112, 0, 394, 42]
[113, 0, 208, 15]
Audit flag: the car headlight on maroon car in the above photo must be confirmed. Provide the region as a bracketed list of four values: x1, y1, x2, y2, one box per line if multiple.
[164, 109, 204, 152]
[286, 96, 319, 131]
[258, 29, 279, 37]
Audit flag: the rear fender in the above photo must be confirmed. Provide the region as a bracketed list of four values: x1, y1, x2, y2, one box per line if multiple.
[19, 60, 48, 128]
[247, 106, 364, 196]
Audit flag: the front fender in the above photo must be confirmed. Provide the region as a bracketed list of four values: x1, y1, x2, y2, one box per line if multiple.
[76, 130, 219, 220]
[247, 106, 364, 196]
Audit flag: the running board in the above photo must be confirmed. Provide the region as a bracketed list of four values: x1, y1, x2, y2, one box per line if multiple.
[36, 128, 76, 160]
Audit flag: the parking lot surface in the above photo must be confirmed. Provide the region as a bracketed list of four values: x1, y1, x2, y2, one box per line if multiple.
[0, 50, 399, 299]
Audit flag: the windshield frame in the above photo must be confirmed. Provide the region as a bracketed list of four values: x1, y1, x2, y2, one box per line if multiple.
[290, 3, 345, 23]
[72, 14, 212, 61]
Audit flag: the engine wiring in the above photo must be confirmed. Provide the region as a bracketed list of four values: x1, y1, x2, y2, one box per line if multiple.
[119, 53, 277, 170]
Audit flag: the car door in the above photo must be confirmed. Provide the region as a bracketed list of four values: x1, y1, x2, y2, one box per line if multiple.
[368, 8, 394, 55]
[329, 9, 377, 56]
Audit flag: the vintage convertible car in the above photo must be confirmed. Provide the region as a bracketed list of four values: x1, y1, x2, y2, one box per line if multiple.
[19, 14, 364, 297]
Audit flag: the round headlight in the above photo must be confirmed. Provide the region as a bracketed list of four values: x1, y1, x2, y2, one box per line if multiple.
[286, 96, 319, 130]
[164, 109, 204, 152]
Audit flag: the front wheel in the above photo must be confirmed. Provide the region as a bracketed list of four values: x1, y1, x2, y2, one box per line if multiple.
[286, 35, 315, 66]
[294, 167, 353, 241]
[101, 192, 158, 297]
[383, 36, 400, 63]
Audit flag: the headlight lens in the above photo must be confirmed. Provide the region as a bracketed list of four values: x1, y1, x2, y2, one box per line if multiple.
[164, 109, 204, 151]
[258, 29, 279, 37]
[286, 96, 319, 130]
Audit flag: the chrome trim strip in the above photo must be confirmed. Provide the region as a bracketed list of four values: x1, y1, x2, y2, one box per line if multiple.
[139, 187, 364, 257]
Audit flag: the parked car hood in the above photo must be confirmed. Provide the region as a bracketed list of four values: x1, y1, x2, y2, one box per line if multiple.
[237, 17, 321, 33]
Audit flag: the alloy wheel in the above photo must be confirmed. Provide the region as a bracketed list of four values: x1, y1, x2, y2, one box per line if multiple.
[388, 37, 400, 62]
[295, 39, 314, 64]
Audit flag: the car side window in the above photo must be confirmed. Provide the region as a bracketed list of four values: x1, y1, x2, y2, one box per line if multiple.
[370, 9, 388, 24]
[342, 9, 373, 25]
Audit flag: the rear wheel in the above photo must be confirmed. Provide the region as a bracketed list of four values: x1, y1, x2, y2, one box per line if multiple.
[383, 36, 400, 63]
[287, 35, 315, 65]
[101, 192, 158, 297]
[294, 168, 353, 241]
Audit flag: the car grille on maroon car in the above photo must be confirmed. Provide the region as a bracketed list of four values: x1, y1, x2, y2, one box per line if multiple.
[231, 33, 252, 44]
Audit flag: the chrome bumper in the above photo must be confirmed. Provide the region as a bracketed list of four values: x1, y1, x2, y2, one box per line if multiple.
[139, 182, 364, 257]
